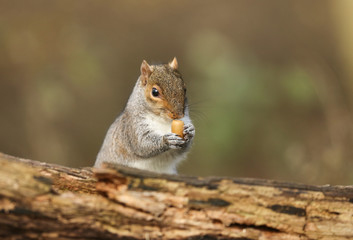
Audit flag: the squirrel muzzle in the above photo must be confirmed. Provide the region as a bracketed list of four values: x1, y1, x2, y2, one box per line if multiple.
[168, 111, 184, 120]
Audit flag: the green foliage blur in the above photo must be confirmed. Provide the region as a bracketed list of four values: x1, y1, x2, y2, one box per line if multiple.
[1, 0, 352, 184]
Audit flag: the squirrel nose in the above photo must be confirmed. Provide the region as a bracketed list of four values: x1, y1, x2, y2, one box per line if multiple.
[168, 112, 184, 119]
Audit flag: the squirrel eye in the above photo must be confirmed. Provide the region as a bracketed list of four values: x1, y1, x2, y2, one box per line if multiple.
[151, 87, 159, 97]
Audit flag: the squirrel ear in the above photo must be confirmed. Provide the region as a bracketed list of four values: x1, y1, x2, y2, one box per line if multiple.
[169, 57, 178, 70]
[140, 60, 153, 85]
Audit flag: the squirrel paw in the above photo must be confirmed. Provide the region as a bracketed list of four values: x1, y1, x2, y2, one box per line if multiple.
[163, 133, 186, 149]
[183, 123, 195, 142]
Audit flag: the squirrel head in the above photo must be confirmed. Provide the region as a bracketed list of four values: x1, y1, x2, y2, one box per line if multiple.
[140, 57, 186, 120]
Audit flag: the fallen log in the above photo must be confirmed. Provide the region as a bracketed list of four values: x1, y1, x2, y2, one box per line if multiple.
[0, 152, 352, 240]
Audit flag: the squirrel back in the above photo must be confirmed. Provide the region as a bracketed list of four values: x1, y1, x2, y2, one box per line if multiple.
[95, 58, 195, 174]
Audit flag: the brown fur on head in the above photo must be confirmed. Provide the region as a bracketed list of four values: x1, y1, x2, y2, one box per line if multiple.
[140, 58, 186, 120]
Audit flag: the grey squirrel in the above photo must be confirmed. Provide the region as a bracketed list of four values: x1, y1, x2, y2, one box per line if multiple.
[95, 58, 195, 174]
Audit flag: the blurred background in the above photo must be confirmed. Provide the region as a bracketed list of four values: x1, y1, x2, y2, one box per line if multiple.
[1, 0, 352, 185]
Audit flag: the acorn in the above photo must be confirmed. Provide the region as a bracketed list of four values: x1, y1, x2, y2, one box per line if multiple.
[171, 120, 184, 138]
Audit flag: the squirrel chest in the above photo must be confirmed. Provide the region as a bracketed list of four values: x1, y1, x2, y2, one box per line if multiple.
[143, 113, 172, 136]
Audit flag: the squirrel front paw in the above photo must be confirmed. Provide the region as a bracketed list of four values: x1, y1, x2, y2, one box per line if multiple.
[163, 133, 186, 149]
[183, 123, 195, 142]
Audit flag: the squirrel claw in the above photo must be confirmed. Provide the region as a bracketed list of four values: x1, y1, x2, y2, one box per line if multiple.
[183, 123, 195, 142]
[163, 133, 186, 149]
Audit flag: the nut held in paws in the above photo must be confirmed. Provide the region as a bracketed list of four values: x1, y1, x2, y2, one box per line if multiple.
[171, 120, 184, 138]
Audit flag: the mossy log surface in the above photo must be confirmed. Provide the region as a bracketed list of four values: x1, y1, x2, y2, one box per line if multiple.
[0, 152, 353, 240]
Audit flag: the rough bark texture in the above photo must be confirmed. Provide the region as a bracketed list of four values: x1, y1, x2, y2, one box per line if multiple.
[0, 152, 353, 240]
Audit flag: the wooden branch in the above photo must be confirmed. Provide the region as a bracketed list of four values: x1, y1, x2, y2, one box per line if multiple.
[0, 152, 352, 240]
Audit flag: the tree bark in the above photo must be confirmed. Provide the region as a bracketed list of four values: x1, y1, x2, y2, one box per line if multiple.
[0, 152, 352, 240]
